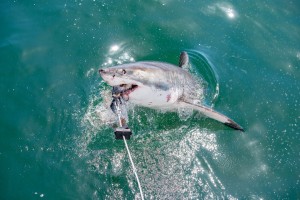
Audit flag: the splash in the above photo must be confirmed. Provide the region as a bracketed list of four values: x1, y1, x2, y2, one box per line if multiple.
[76, 79, 238, 198]
[187, 50, 220, 107]
[122, 127, 237, 199]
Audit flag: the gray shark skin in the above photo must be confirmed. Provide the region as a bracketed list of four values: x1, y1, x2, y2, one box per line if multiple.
[99, 52, 244, 131]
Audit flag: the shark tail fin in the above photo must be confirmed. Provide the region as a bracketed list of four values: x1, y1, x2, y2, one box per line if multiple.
[179, 101, 244, 131]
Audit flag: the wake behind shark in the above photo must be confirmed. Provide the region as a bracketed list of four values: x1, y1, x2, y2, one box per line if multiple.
[99, 52, 244, 131]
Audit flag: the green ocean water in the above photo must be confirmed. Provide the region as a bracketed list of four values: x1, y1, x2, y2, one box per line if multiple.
[1, 0, 299, 199]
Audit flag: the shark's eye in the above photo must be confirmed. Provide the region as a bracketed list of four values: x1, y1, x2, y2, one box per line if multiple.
[116, 69, 126, 75]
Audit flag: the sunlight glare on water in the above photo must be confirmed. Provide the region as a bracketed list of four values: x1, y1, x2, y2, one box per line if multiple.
[203, 2, 238, 20]
[103, 43, 135, 66]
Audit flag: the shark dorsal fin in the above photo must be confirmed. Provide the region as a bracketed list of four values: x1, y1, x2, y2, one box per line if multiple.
[179, 51, 189, 68]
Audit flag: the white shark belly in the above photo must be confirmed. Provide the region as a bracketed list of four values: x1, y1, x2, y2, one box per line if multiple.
[129, 86, 181, 108]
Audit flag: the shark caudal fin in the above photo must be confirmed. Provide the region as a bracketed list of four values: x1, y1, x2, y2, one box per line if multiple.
[179, 101, 244, 131]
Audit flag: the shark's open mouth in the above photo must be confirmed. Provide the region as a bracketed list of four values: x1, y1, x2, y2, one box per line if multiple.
[119, 84, 138, 95]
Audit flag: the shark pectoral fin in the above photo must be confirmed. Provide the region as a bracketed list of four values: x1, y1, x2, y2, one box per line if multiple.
[179, 51, 189, 68]
[179, 101, 244, 131]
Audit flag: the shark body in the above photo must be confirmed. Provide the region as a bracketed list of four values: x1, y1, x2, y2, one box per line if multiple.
[99, 52, 244, 131]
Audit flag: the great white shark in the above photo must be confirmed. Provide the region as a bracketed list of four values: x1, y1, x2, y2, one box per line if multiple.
[99, 52, 244, 131]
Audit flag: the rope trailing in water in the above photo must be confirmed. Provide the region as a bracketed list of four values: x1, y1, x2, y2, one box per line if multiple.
[111, 93, 144, 199]
[122, 135, 144, 200]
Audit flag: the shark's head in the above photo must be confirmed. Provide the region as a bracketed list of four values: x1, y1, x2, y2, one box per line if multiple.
[99, 64, 152, 97]
[99, 64, 147, 84]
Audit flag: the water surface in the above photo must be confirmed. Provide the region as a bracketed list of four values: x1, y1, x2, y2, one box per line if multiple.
[1, 1, 299, 199]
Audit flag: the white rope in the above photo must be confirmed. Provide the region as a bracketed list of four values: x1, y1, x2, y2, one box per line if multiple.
[123, 136, 144, 200]
[113, 97, 144, 199]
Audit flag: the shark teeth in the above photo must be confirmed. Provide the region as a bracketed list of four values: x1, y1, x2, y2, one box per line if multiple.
[119, 84, 138, 95]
